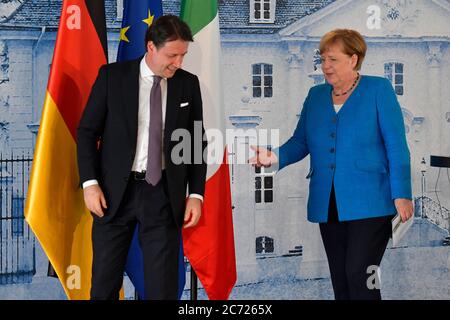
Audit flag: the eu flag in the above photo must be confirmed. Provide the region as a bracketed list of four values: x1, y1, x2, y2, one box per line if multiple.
[117, 0, 186, 300]
[117, 0, 163, 61]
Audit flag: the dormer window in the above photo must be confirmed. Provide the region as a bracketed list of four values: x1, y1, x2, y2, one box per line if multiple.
[250, 0, 276, 24]
[117, 0, 124, 21]
[0, 0, 23, 22]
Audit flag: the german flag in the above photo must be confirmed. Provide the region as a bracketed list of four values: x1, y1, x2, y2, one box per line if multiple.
[25, 0, 107, 300]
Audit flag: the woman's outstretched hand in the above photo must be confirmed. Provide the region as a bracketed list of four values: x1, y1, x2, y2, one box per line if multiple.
[248, 146, 278, 167]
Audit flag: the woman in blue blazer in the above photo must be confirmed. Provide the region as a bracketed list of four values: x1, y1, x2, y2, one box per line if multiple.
[250, 29, 413, 300]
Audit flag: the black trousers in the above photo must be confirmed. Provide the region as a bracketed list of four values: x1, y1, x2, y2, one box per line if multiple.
[319, 185, 393, 300]
[90, 173, 180, 300]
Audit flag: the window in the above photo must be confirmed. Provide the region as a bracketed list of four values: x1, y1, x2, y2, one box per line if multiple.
[255, 150, 274, 204]
[12, 196, 24, 237]
[384, 62, 404, 95]
[256, 236, 274, 255]
[250, 0, 276, 23]
[252, 63, 273, 98]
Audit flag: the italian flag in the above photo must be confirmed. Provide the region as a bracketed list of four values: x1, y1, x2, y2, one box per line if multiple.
[181, 0, 237, 300]
[25, 0, 107, 299]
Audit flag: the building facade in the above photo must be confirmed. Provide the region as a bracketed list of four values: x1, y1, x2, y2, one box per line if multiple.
[0, 0, 449, 298]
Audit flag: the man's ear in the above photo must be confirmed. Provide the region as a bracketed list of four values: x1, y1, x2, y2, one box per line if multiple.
[147, 41, 156, 53]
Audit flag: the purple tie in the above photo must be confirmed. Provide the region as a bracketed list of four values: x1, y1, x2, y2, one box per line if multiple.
[145, 75, 162, 186]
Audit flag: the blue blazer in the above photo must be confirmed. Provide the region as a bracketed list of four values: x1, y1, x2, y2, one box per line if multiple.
[276, 76, 411, 223]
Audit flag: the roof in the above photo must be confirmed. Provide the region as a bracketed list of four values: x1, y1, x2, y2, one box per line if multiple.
[0, 0, 120, 28]
[0, 0, 335, 33]
[219, 0, 335, 34]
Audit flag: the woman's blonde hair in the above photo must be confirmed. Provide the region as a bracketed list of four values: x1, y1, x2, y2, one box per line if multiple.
[319, 29, 367, 71]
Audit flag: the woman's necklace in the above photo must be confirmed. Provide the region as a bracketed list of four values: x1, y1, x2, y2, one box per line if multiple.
[333, 73, 360, 97]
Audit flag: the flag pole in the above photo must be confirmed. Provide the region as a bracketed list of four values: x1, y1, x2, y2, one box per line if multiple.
[190, 267, 198, 300]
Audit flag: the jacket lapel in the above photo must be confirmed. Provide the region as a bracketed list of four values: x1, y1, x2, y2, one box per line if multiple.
[165, 71, 181, 147]
[121, 58, 141, 150]
[328, 76, 365, 117]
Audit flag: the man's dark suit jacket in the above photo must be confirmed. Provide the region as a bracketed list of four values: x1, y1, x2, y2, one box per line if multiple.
[77, 58, 207, 227]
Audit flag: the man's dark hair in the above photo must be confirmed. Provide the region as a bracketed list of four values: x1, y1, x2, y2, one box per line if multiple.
[145, 15, 193, 49]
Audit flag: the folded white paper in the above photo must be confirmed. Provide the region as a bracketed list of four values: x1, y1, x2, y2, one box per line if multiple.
[392, 214, 414, 247]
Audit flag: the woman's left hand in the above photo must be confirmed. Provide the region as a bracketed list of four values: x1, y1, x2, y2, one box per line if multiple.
[394, 198, 414, 222]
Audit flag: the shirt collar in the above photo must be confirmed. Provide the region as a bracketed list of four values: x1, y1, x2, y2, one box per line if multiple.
[140, 54, 166, 80]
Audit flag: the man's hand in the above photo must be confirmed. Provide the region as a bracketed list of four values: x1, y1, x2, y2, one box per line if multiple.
[183, 198, 202, 228]
[83, 184, 107, 218]
[248, 146, 278, 167]
[394, 198, 414, 222]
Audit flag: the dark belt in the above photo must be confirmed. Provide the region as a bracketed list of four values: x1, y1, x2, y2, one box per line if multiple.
[131, 171, 147, 180]
[130, 170, 166, 181]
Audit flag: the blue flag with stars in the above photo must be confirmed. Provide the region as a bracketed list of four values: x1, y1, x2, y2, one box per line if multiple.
[117, 0, 186, 300]
[117, 0, 163, 61]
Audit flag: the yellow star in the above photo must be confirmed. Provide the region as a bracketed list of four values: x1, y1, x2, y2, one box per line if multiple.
[120, 26, 130, 43]
[142, 9, 154, 27]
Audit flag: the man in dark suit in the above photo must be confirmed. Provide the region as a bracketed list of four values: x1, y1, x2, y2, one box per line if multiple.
[77, 15, 207, 300]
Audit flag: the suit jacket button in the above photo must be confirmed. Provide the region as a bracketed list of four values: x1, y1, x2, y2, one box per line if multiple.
[330, 164, 335, 170]
[330, 148, 335, 153]
[124, 176, 129, 182]
[331, 117, 337, 123]
[330, 133, 335, 138]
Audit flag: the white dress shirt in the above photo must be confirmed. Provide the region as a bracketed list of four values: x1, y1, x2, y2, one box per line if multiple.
[83, 56, 203, 202]
[131, 56, 167, 172]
